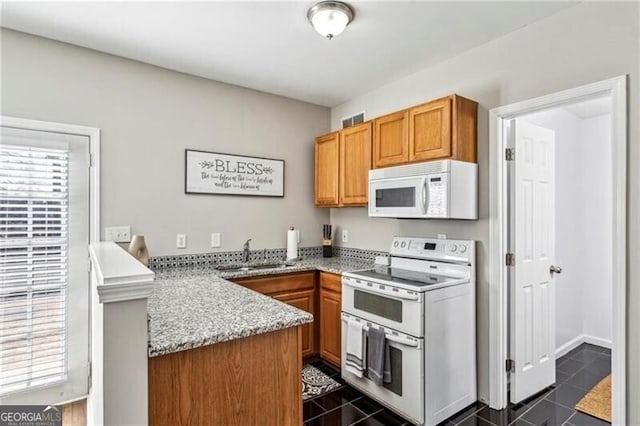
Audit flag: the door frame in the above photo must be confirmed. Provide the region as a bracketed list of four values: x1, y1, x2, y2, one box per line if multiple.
[0, 115, 101, 243]
[487, 76, 627, 423]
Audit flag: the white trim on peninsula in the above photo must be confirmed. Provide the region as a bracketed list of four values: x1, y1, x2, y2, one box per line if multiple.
[90, 242, 155, 304]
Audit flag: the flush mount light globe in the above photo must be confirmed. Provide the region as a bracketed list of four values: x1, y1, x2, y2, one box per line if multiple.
[307, 1, 354, 40]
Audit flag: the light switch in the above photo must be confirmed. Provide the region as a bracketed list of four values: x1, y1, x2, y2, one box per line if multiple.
[105, 226, 131, 243]
[341, 229, 349, 243]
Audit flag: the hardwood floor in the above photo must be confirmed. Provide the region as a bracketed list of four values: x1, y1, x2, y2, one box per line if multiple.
[62, 399, 86, 426]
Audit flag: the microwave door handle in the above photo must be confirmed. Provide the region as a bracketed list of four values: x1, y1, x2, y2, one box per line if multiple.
[343, 280, 420, 301]
[421, 177, 428, 215]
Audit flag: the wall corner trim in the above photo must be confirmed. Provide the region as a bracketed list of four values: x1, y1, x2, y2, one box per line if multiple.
[90, 242, 155, 304]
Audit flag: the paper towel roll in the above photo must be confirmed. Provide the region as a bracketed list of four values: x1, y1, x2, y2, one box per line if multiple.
[287, 228, 298, 260]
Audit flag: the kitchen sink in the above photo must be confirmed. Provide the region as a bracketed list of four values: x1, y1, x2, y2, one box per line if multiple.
[215, 262, 295, 272]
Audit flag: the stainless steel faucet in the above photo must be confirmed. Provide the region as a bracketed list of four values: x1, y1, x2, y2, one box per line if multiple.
[242, 239, 251, 263]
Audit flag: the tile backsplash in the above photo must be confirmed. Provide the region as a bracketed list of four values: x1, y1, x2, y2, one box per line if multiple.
[149, 246, 386, 269]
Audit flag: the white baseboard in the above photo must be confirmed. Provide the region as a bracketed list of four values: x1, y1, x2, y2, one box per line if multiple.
[584, 335, 612, 349]
[556, 335, 586, 358]
[556, 334, 612, 359]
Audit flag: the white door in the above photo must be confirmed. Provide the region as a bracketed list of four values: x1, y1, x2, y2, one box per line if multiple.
[510, 120, 557, 403]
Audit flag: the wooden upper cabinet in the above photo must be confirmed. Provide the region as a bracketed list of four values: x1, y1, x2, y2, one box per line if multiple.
[339, 122, 372, 206]
[450, 94, 478, 163]
[314, 132, 340, 206]
[373, 110, 409, 168]
[372, 94, 477, 168]
[409, 97, 452, 162]
[315, 123, 373, 208]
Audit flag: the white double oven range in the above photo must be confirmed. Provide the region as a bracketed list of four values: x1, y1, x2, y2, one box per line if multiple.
[341, 236, 477, 426]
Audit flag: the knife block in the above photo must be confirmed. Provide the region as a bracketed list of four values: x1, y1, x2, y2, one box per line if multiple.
[322, 239, 333, 258]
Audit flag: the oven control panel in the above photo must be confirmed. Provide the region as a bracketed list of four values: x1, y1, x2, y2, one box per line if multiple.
[390, 236, 474, 263]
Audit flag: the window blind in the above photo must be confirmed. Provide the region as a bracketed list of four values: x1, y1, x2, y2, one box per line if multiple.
[0, 143, 69, 396]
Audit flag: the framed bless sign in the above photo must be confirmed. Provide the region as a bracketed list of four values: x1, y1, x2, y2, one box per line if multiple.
[185, 150, 285, 197]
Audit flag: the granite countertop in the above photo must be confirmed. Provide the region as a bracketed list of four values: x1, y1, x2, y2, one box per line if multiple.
[147, 256, 373, 357]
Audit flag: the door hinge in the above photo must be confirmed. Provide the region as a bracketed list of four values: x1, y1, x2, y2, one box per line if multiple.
[87, 361, 92, 380]
[506, 253, 515, 266]
[506, 359, 515, 372]
[505, 148, 515, 161]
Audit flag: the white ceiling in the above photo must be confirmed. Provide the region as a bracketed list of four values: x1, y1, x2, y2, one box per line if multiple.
[0, 1, 577, 107]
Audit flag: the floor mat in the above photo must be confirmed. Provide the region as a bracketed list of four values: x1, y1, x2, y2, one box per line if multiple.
[575, 374, 611, 423]
[302, 364, 342, 401]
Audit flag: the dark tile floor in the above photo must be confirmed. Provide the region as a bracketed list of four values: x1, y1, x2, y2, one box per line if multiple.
[305, 343, 611, 426]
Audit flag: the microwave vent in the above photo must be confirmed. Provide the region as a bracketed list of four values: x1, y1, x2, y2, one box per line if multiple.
[341, 111, 366, 128]
[369, 160, 452, 180]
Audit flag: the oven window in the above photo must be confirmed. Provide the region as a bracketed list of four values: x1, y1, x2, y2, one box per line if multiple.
[354, 290, 403, 322]
[375, 187, 415, 207]
[363, 340, 403, 397]
[383, 346, 403, 396]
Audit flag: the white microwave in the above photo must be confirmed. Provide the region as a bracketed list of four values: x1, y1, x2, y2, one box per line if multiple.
[368, 160, 477, 219]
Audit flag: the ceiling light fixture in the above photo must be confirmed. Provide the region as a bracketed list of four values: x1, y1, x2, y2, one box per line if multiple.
[307, 1, 354, 40]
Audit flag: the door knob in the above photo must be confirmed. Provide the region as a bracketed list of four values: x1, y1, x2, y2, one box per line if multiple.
[550, 265, 562, 274]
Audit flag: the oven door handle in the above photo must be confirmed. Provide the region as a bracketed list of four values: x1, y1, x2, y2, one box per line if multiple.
[343, 279, 420, 301]
[385, 334, 419, 347]
[341, 317, 419, 348]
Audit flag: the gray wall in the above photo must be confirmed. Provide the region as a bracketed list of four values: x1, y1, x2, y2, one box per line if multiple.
[330, 1, 639, 418]
[0, 28, 331, 256]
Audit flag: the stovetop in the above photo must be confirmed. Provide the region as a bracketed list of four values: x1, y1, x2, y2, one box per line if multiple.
[349, 266, 464, 288]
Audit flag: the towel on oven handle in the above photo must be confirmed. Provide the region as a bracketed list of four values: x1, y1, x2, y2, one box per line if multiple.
[367, 327, 392, 385]
[345, 319, 365, 377]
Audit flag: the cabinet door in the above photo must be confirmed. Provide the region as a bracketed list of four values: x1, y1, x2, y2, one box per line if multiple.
[319, 272, 342, 367]
[319, 289, 341, 367]
[373, 110, 409, 168]
[315, 132, 340, 206]
[340, 122, 372, 205]
[274, 289, 315, 357]
[233, 272, 314, 294]
[409, 97, 452, 162]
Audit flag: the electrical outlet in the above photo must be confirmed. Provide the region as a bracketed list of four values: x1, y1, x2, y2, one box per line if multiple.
[105, 226, 131, 243]
[211, 232, 221, 248]
[176, 234, 187, 249]
[341, 229, 349, 243]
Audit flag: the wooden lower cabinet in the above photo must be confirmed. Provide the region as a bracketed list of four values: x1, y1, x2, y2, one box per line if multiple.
[234, 272, 316, 357]
[273, 289, 315, 357]
[149, 327, 302, 426]
[319, 272, 342, 368]
[234, 271, 344, 365]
